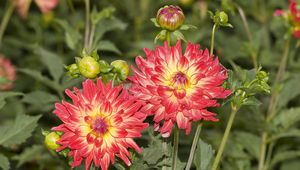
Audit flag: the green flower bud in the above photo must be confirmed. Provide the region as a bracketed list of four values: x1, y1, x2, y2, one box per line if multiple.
[219, 11, 229, 24]
[44, 132, 60, 150]
[111, 60, 129, 81]
[65, 63, 80, 78]
[156, 5, 185, 31]
[78, 56, 100, 79]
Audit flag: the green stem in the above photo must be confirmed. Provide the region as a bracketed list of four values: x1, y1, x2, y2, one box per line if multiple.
[88, 24, 95, 50]
[84, 0, 91, 51]
[236, 6, 258, 69]
[166, 31, 171, 46]
[257, 36, 291, 170]
[162, 139, 168, 170]
[210, 24, 217, 55]
[0, 1, 14, 48]
[258, 132, 267, 170]
[211, 106, 239, 170]
[172, 127, 179, 170]
[185, 122, 203, 170]
[264, 142, 275, 170]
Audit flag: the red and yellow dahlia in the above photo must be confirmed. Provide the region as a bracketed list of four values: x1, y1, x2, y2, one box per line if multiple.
[129, 41, 231, 137]
[52, 79, 148, 170]
[0, 55, 16, 91]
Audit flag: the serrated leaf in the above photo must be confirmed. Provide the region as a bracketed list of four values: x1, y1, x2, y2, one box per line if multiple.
[272, 107, 300, 130]
[142, 136, 165, 165]
[233, 132, 261, 159]
[22, 91, 59, 105]
[35, 48, 64, 82]
[194, 139, 215, 170]
[12, 145, 44, 167]
[96, 40, 121, 55]
[0, 114, 41, 147]
[0, 154, 9, 170]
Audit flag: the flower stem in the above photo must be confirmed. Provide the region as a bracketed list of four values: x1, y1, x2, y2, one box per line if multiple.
[258, 36, 291, 170]
[172, 127, 179, 170]
[237, 6, 258, 70]
[0, 1, 14, 48]
[210, 24, 217, 55]
[211, 106, 239, 170]
[166, 31, 171, 46]
[162, 138, 168, 170]
[84, 0, 91, 51]
[185, 122, 203, 170]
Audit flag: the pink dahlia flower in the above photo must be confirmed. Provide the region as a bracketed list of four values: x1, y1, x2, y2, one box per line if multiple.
[52, 79, 148, 170]
[14, 0, 59, 18]
[0, 56, 16, 91]
[290, 0, 300, 22]
[129, 41, 231, 137]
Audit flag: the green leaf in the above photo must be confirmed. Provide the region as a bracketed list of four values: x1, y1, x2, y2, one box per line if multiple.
[194, 139, 215, 170]
[233, 132, 261, 159]
[91, 7, 116, 25]
[35, 47, 64, 82]
[98, 60, 113, 73]
[154, 30, 167, 43]
[0, 114, 41, 147]
[55, 19, 82, 50]
[172, 30, 186, 42]
[278, 76, 300, 108]
[0, 154, 9, 170]
[96, 40, 121, 55]
[142, 135, 165, 165]
[180, 24, 197, 30]
[270, 150, 300, 169]
[18, 68, 61, 92]
[268, 129, 300, 142]
[0, 92, 24, 110]
[94, 18, 127, 42]
[272, 107, 300, 130]
[22, 91, 59, 105]
[12, 145, 44, 167]
[150, 18, 160, 27]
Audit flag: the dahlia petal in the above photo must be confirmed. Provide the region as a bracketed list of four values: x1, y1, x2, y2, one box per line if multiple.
[176, 112, 189, 129]
[85, 154, 93, 170]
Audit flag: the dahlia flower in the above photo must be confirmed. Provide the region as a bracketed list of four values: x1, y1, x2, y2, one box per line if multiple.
[14, 0, 58, 18]
[0, 56, 16, 91]
[52, 79, 148, 170]
[129, 41, 231, 137]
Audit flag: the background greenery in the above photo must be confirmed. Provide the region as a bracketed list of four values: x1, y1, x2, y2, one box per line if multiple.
[0, 0, 300, 170]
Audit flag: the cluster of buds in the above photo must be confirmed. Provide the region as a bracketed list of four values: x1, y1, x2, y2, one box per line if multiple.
[151, 5, 196, 43]
[65, 50, 129, 84]
[274, 0, 300, 38]
[227, 66, 270, 108]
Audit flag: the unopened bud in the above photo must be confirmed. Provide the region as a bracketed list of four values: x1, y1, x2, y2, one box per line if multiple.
[44, 132, 60, 150]
[78, 56, 100, 79]
[111, 60, 129, 81]
[156, 5, 185, 31]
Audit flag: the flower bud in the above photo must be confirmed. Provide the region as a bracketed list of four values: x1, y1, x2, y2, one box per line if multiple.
[44, 132, 60, 150]
[65, 63, 80, 78]
[219, 11, 228, 24]
[111, 60, 129, 81]
[156, 5, 185, 31]
[0, 56, 16, 91]
[78, 56, 100, 79]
